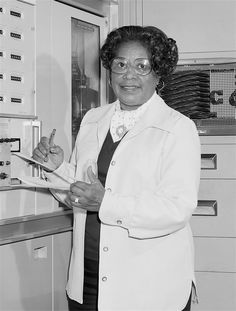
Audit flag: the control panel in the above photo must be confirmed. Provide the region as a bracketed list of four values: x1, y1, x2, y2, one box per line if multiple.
[0, 0, 35, 116]
[0, 140, 11, 186]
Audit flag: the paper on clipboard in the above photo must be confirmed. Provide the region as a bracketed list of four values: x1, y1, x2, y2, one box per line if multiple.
[12, 152, 73, 190]
[12, 152, 53, 171]
[18, 176, 70, 190]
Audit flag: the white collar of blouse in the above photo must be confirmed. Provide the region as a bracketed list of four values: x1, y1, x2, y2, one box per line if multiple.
[110, 98, 151, 142]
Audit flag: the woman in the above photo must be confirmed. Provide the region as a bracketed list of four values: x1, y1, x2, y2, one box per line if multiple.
[33, 26, 200, 311]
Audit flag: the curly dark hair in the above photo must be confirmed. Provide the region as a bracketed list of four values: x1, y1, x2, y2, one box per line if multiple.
[100, 25, 178, 89]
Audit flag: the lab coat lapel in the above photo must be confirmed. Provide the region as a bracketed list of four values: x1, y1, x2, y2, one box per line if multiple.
[124, 93, 171, 140]
[96, 94, 171, 150]
[97, 103, 116, 150]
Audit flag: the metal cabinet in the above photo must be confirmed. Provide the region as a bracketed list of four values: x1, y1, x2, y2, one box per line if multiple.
[0, 236, 53, 311]
[0, 230, 72, 311]
[118, 0, 236, 61]
[191, 135, 236, 311]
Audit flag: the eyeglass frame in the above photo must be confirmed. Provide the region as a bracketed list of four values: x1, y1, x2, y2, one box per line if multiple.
[110, 57, 153, 76]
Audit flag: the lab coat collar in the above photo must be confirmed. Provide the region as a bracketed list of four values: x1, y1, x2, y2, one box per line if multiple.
[132, 92, 174, 130]
[86, 92, 177, 148]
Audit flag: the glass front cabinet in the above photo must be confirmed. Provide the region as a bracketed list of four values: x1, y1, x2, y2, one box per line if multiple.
[49, 1, 108, 155]
[71, 18, 102, 146]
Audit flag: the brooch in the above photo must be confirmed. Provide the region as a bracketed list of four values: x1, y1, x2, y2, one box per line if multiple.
[116, 125, 128, 139]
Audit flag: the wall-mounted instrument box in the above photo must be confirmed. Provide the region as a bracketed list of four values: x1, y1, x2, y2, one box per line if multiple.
[0, 0, 36, 116]
[0, 0, 46, 219]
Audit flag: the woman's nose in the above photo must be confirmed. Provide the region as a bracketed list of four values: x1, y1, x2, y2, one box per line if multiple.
[123, 65, 137, 79]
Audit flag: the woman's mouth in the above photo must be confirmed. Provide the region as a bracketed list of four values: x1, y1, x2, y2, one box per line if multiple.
[120, 85, 140, 91]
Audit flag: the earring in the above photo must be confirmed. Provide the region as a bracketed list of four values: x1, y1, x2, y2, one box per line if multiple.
[156, 80, 165, 94]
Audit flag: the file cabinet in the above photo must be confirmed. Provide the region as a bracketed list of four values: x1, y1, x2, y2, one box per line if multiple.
[191, 136, 236, 311]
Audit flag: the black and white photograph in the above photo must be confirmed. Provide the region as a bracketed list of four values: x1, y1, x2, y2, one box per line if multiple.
[0, 1, 236, 310]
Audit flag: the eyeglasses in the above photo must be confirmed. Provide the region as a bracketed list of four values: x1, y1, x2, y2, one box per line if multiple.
[110, 57, 152, 76]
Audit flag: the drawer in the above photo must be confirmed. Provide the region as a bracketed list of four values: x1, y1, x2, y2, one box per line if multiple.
[200, 136, 236, 145]
[190, 180, 236, 237]
[194, 237, 236, 272]
[201, 144, 236, 179]
[192, 272, 236, 311]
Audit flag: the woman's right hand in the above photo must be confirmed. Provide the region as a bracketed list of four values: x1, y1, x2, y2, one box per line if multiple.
[32, 136, 64, 171]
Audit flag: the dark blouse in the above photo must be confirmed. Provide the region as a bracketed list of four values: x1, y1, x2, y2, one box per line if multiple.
[82, 129, 121, 308]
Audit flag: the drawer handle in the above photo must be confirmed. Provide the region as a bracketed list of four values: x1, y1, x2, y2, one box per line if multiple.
[201, 154, 217, 170]
[193, 200, 217, 216]
[33, 246, 48, 259]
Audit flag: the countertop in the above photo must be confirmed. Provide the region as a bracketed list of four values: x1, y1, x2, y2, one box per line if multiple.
[0, 209, 73, 245]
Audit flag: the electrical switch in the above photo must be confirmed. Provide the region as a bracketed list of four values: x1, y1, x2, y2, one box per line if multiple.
[0, 172, 8, 179]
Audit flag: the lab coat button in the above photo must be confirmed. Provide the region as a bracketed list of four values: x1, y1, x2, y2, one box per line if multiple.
[117, 220, 122, 225]
[111, 160, 116, 166]
[106, 188, 111, 192]
[102, 276, 107, 282]
[103, 247, 109, 252]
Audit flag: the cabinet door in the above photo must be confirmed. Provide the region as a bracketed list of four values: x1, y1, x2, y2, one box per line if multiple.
[0, 236, 52, 311]
[36, 0, 108, 160]
[53, 231, 72, 311]
[141, 0, 236, 59]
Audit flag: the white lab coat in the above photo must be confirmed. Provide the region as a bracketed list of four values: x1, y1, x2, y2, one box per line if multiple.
[48, 92, 201, 311]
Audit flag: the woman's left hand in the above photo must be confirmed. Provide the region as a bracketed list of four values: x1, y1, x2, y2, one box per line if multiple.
[66, 166, 105, 212]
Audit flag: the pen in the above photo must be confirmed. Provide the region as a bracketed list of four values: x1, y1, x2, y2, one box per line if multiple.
[45, 128, 56, 161]
[49, 128, 56, 147]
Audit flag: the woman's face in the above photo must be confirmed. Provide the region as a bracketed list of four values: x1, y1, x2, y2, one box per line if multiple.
[110, 41, 159, 110]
